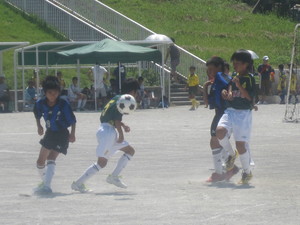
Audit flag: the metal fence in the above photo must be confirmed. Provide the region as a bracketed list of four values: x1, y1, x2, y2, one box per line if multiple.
[5, 0, 114, 41]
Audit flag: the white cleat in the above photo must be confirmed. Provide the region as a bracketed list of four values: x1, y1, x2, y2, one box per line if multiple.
[106, 175, 127, 189]
[71, 181, 91, 193]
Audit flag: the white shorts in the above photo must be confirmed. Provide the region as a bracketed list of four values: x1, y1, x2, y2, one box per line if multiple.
[217, 108, 252, 142]
[96, 87, 107, 98]
[96, 123, 129, 159]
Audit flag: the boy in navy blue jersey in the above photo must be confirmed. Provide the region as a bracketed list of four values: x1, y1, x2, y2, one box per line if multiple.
[217, 50, 256, 185]
[71, 79, 139, 192]
[204, 57, 239, 182]
[34, 76, 76, 194]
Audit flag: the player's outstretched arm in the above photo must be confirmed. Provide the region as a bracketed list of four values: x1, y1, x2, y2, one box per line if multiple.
[36, 119, 44, 136]
[69, 124, 76, 143]
[121, 122, 130, 133]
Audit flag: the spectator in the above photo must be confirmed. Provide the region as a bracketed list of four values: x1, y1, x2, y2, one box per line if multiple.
[186, 66, 200, 110]
[113, 64, 126, 94]
[257, 56, 274, 104]
[277, 64, 287, 104]
[165, 37, 180, 83]
[24, 80, 37, 110]
[68, 77, 87, 111]
[0, 74, 10, 112]
[56, 71, 67, 96]
[87, 63, 109, 109]
[137, 76, 146, 109]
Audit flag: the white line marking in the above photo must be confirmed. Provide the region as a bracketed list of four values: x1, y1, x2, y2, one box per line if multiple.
[0, 150, 35, 154]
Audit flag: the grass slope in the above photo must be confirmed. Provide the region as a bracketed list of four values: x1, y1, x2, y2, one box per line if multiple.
[101, 0, 296, 68]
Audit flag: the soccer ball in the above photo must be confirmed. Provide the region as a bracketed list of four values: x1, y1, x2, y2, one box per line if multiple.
[117, 94, 137, 114]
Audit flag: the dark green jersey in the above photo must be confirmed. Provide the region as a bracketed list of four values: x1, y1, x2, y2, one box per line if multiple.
[226, 74, 256, 110]
[100, 95, 123, 126]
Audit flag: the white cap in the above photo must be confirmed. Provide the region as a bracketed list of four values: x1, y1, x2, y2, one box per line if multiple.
[263, 56, 269, 61]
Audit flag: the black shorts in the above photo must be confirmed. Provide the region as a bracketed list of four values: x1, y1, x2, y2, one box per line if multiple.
[40, 129, 70, 155]
[189, 86, 198, 96]
[210, 108, 224, 137]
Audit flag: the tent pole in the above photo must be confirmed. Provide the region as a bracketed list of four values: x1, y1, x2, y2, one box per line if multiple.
[94, 64, 97, 111]
[22, 50, 25, 110]
[0, 52, 3, 75]
[118, 62, 121, 94]
[13, 50, 18, 112]
[36, 47, 40, 97]
[161, 47, 165, 109]
[77, 59, 80, 87]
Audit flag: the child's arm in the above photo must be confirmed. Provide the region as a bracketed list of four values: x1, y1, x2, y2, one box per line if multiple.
[120, 122, 130, 133]
[221, 84, 233, 100]
[115, 120, 125, 143]
[36, 119, 44, 136]
[69, 123, 76, 143]
[203, 80, 212, 107]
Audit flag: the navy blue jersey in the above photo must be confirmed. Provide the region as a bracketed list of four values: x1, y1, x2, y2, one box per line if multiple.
[208, 72, 231, 110]
[34, 97, 76, 131]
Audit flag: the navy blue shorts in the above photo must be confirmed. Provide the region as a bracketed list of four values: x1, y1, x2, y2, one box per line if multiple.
[40, 129, 69, 155]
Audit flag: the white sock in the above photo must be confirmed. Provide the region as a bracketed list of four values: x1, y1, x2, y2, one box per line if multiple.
[37, 164, 45, 180]
[239, 151, 251, 174]
[221, 148, 229, 163]
[44, 160, 56, 188]
[212, 148, 223, 174]
[245, 142, 254, 164]
[82, 99, 87, 108]
[218, 134, 235, 156]
[77, 99, 82, 109]
[76, 163, 101, 185]
[112, 154, 132, 177]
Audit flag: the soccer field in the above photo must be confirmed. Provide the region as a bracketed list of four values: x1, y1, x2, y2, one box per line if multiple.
[0, 105, 299, 225]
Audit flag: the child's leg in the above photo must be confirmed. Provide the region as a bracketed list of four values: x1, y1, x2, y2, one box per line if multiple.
[236, 141, 251, 174]
[36, 147, 50, 180]
[44, 150, 60, 189]
[77, 99, 82, 109]
[216, 127, 235, 156]
[112, 145, 135, 177]
[210, 137, 223, 174]
[75, 158, 105, 185]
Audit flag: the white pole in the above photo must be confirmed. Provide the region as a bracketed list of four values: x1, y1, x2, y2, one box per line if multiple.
[13, 50, 18, 112]
[94, 64, 97, 111]
[77, 59, 80, 87]
[118, 62, 121, 94]
[161, 47, 165, 108]
[22, 50, 25, 109]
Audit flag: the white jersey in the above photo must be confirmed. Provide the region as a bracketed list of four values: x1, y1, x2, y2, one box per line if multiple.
[68, 84, 81, 99]
[91, 65, 107, 89]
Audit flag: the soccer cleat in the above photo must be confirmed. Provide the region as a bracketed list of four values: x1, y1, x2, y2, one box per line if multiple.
[34, 184, 52, 195]
[238, 171, 253, 185]
[206, 172, 226, 183]
[106, 175, 127, 189]
[71, 181, 90, 193]
[189, 106, 195, 111]
[225, 150, 238, 171]
[225, 165, 239, 181]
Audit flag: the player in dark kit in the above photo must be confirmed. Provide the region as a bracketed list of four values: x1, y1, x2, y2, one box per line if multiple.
[71, 79, 139, 192]
[204, 57, 239, 183]
[34, 75, 76, 194]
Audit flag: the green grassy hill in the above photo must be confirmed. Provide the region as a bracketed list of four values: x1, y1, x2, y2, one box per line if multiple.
[0, 2, 62, 87]
[101, 0, 296, 68]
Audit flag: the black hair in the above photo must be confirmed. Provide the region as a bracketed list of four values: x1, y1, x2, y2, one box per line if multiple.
[278, 64, 284, 70]
[170, 37, 175, 43]
[72, 76, 78, 81]
[230, 49, 253, 71]
[138, 76, 144, 82]
[42, 75, 61, 93]
[206, 56, 225, 72]
[189, 65, 196, 70]
[121, 78, 140, 94]
[224, 61, 230, 71]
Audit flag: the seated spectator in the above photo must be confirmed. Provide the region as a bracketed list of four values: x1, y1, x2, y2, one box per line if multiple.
[24, 80, 37, 111]
[57, 71, 67, 96]
[0, 74, 10, 112]
[158, 95, 169, 108]
[68, 77, 87, 111]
